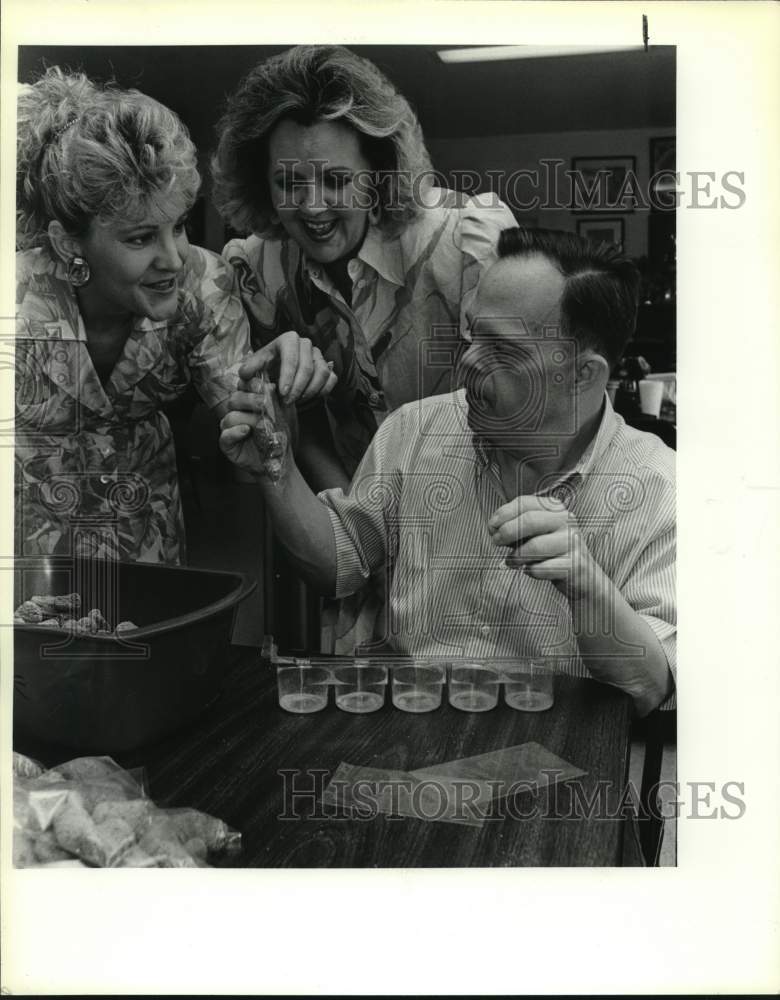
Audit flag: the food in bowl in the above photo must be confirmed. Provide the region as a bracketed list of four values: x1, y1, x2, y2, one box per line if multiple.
[14, 592, 137, 634]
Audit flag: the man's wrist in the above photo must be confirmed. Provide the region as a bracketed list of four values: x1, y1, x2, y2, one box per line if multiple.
[562, 554, 611, 607]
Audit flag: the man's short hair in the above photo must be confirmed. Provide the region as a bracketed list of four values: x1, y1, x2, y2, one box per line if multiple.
[497, 227, 640, 368]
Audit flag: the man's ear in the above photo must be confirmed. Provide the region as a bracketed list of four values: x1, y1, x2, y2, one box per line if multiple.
[47, 220, 84, 265]
[574, 350, 610, 393]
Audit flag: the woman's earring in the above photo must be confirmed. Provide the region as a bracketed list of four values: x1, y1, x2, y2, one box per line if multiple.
[66, 256, 90, 287]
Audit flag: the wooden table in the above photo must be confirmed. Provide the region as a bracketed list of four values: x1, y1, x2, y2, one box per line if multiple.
[16, 647, 639, 867]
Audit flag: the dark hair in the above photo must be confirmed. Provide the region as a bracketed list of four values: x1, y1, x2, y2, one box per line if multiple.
[497, 227, 640, 367]
[211, 45, 433, 237]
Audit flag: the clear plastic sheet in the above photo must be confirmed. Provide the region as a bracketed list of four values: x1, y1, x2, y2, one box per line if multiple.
[320, 745, 587, 827]
[12, 752, 242, 868]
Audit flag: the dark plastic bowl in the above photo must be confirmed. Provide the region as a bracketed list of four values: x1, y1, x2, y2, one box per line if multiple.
[13, 556, 256, 753]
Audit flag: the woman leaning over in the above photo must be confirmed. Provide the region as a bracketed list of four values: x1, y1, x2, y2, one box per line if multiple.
[212, 45, 516, 493]
[15, 68, 334, 564]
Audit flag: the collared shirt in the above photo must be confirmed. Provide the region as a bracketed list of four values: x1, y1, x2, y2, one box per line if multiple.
[223, 189, 517, 475]
[15, 245, 250, 564]
[319, 389, 676, 702]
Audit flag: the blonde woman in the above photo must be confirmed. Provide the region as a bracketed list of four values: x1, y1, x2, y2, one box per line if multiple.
[16, 67, 334, 564]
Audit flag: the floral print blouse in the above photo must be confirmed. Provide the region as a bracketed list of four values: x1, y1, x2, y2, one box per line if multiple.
[15, 245, 250, 564]
[224, 188, 516, 476]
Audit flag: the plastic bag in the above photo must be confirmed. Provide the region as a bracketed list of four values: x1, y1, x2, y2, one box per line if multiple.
[12, 753, 241, 868]
[244, 370, 288, 483]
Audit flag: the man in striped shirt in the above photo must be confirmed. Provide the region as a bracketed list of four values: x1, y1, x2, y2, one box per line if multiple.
[221, 227, 675, 715]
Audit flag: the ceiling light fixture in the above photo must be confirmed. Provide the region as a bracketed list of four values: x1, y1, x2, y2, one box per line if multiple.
[436, 45, 645, 64]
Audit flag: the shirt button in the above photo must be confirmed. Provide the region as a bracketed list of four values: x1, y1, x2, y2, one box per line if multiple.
[480, 625, 491, 637]
[56, 373, 67, 384]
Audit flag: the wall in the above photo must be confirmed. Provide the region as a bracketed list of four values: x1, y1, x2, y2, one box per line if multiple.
[428, 127, 674, 259]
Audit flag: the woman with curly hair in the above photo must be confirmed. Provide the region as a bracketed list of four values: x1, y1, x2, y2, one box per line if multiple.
[213, 44, 516, 491]
[213, 45, 515, 651]
[16, 67, 334, 564]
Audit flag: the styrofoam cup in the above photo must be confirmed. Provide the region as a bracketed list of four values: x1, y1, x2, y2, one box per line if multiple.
[638, 379, 664, 417]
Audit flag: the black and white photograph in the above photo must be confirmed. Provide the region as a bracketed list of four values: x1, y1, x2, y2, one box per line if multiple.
[11, 37, 678, 866]
[2, 1, 779, 996]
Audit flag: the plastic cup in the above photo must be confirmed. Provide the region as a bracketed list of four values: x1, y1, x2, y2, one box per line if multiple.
[646, 373, 676, 420]
[277, 663, 330, 714]
[502, 660, 555, 712]
[333, 661, 387, 713]
[391, 661, 446, 713]
[448, 661, 500, 712]
[638, 379, 664, 418]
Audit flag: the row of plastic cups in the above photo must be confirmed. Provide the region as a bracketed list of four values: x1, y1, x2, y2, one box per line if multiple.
[276, 659, 554, 715]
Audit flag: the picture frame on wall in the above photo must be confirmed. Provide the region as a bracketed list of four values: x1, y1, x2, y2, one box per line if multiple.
[649, 136, 677, 210]
[576, 216, 625, 251]
[570, 155, 637, 212]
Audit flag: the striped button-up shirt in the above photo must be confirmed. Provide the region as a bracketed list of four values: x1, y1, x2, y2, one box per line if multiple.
[319, 389, 676, 702]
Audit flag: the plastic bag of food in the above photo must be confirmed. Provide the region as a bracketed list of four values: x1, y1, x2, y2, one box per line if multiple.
[12, 754, 241, 868]
[13, 751, 44, 780]
[164, 808, 242, 856]
[53, 755, 148, 808]
[243, 370, 288, 483]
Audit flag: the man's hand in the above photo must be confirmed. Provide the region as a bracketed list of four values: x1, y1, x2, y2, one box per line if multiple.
[240, 331, 337, 405]
[219, 378, 295, 478]
[489, 494, 674, 714]
[487, 495, 604, 600]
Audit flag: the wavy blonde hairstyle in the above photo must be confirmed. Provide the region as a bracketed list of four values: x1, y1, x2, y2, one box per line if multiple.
[17, 66, 201, 250]
[211, 45, 435, 238]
